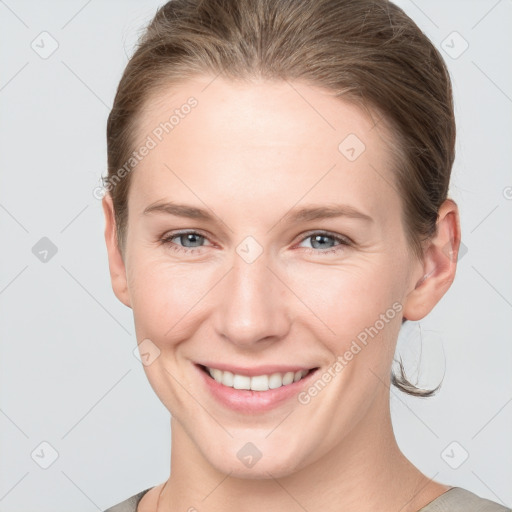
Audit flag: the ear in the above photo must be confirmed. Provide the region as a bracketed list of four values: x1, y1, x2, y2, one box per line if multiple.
[102, 194, 131, 308]
[402, 198, 461, 321]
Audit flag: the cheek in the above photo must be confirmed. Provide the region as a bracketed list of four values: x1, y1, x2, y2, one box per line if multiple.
[287, 262, 402, 364]
[127, 253, 218, 342]
[126, 257, 217, 409]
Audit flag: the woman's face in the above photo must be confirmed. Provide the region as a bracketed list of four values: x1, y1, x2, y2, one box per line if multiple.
[104, 75, 428, 477]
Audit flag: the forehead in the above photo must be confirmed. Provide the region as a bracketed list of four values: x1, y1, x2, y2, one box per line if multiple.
[129, 76, 400, 223]
[137, 76, 385, 149]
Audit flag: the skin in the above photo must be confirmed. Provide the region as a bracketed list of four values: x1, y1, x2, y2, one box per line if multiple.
[103, 75, 461, 512]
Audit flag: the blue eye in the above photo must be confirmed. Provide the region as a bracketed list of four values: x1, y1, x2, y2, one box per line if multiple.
[159, 230, 351, 255]
[297, 231, 351, 255]
[160, 231, 209, 254]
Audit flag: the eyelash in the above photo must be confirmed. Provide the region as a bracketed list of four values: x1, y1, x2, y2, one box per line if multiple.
[158, 230, 352, 256]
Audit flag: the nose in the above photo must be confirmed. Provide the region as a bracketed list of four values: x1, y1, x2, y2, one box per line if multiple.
[213, 250, 290, 350]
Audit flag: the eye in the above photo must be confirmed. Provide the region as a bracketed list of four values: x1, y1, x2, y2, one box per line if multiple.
[296, 231, 351, 255]
[159, 230, 212, 254]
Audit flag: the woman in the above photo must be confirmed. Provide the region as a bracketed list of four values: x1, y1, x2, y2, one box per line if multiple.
[101, 0, 508, 510]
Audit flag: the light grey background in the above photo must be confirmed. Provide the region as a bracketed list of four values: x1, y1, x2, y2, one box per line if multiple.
[0, 0, 511, 510]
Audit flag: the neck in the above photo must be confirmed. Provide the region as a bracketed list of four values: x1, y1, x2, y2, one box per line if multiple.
[160, 387, 446, 512]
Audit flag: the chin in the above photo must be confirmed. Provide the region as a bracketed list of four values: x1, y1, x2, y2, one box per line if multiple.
[201, 439, 309, 480]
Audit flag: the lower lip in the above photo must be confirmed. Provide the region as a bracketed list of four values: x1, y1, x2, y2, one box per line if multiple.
[195, 364, 319, 413]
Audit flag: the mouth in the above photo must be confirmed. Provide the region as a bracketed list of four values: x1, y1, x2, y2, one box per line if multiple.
[195, 363, 320, 413]
[197, 364, 318, 391]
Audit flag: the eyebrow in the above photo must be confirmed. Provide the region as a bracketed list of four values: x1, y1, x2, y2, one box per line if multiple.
[142, 201, 373, 224]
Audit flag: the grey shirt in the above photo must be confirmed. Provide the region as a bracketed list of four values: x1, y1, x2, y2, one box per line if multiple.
[103, 486, 511, 512]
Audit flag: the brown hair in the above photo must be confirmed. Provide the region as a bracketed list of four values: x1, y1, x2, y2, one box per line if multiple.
[105, 0, 455, 397]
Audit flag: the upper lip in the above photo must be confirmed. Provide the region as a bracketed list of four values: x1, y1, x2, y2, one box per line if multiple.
[196, 362, 318, 377]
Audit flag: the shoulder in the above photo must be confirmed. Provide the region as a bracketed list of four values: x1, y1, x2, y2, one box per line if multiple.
[102, 487, 154, 512]
[419, 487, 510, 512]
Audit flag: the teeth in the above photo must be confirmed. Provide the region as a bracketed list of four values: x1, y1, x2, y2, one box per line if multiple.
[221, 370, 233, 387]
[233, 374, 251, 390]
[206, 366, 310, 391]
[282, 372, 295, 386]
[250, 374, 269, 391]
